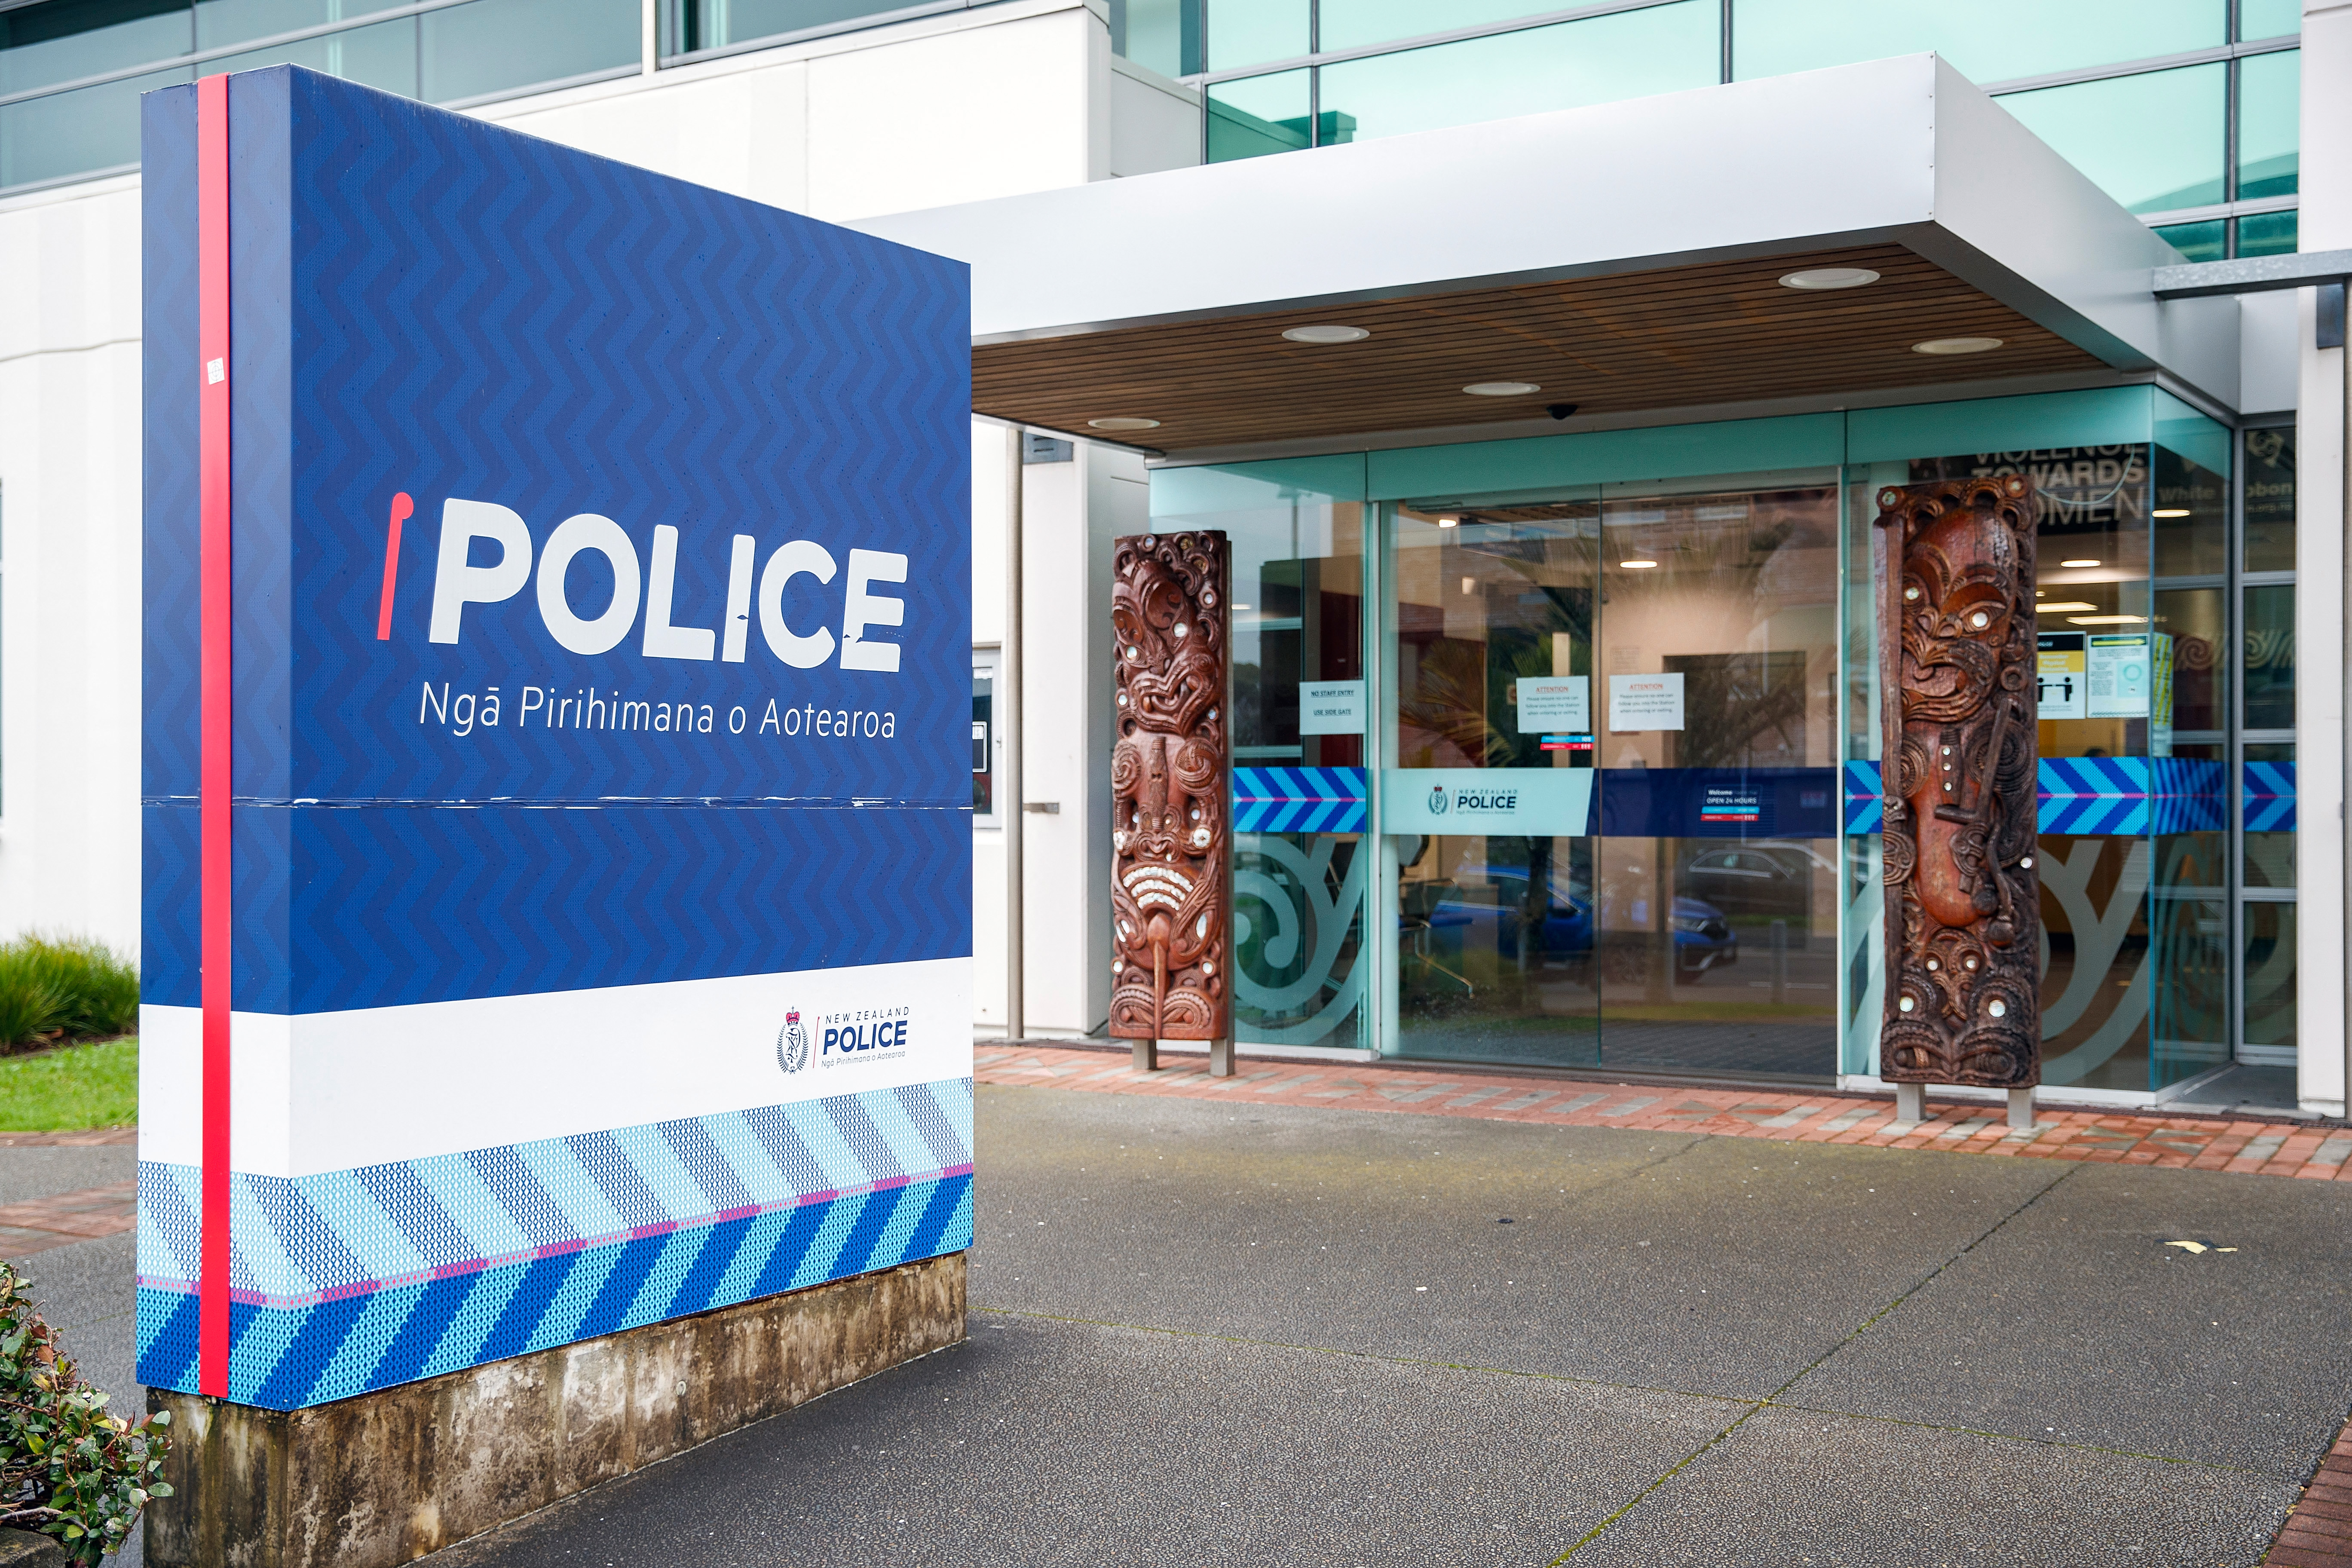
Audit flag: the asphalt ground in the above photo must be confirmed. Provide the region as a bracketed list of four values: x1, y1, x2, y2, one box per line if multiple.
[425, 1083, 2344, 1567]
[9, 1086, 2349, 1566]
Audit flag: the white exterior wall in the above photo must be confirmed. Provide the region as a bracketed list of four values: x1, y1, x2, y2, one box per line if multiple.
[0, 176, 146, 954]
[2297, 0, 2352, 1114]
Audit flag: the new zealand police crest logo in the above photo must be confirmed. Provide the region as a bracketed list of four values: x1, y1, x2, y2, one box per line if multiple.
[777, 1009, 811, 1075]
[1428, 784, 1449, 816]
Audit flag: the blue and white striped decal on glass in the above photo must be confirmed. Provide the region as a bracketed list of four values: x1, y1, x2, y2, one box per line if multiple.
[2244, 760, 2296, 832]
[1233, 767, 1368, 833]
[1838, 758, 2225, 836]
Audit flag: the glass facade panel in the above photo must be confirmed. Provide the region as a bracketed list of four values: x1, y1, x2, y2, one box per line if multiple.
[1999, 64, 2225, 214]
[2243, 584, 2295, 731]
[194, 0, 408, 50]
[2237, 48, 2299, 199]
[0, 0, 189, 97]
[2154, 588, 2225, 735]
[422, 0, 637, 102]
[971, 668, 993, 818]
[2153, 441, 2226, 577]
[1158, 472, 1371, 1051]
[2236, 210, 2299, 259]
[1320, 0, 1561, 54]
[1206, 69, 1311, 162]
[0, 61, 182, 187]
[2244, 427, 2295, 573]
[1113, 0, 1196, 79]
[2244, 742, 2294, 889]
[211, 14, 418, 97]
[1317, 1, 1716, 144]
[2239, 0, 2300, 40]
[1731, 0, 2221, 86]
[1204, 0, 1307, 71]
[669, 0, 934, 55]
[2243, 900, 2296, 1052]
[2153, 221, 2225, 263]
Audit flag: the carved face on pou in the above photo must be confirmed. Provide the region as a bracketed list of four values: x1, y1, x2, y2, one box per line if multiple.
[1898, 502, 2020, 726]
[1109, 533, 1228, 1041]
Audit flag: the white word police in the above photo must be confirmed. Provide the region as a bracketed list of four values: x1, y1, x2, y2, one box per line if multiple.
[426, 498, 910, 671]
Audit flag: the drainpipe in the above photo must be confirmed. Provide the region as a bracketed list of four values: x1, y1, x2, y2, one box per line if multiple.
[1004, 424, 1026, 1044]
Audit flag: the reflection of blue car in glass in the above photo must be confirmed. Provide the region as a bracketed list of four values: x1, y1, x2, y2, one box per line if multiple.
[1419, 867, 1738, 977]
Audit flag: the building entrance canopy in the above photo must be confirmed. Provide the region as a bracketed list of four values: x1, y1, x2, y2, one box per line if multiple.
[859, 53, 2247, 457]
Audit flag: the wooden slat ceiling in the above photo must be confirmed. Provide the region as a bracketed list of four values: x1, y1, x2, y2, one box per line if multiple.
[972, 244, 2104, 454]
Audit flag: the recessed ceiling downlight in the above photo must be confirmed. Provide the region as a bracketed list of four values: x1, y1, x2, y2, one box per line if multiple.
[2060, 558, 2101, 569]
[1779, 267, 1880, 290]
[1620, 559, 1659, 569]
[2152, 508, 2192, 518]
[1464, 380, 1541, 396]
[1912, 336, 2004, 355]
[1087, 417, 1161, 431]
[1282, 324, 1371, 344]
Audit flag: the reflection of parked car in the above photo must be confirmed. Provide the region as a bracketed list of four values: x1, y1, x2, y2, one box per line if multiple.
[1681, 842, 1834, 922]
[1418, 867, 1738, 977]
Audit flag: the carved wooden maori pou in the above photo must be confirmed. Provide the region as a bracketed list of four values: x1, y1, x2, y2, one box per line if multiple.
[1874, 476, 2042, 1087]
[1109, 531, 1230, 1041]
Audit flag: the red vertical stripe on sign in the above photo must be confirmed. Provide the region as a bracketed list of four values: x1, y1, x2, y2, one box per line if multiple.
[196, 72, 233, 1400]
[376, 492, 412, 640]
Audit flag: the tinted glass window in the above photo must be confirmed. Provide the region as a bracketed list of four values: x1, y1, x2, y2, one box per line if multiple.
[1732, 0, 2220, 85]
[1999, 64, 2224, 214]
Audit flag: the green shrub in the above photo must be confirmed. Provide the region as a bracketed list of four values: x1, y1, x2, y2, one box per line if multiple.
[0, 937, 138, 1051]
[0, 1260, 172, 1563]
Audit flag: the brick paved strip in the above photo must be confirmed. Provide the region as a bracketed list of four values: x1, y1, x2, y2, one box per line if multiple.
[0, 1180, 138, 1262]
[972, 1043, 2352, 1183]
[0, 1128, 135, 1147]
[2271, 1425, 2352, 1567]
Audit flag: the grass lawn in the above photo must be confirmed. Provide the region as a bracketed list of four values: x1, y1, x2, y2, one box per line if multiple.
[0, 1037, 137, 1131]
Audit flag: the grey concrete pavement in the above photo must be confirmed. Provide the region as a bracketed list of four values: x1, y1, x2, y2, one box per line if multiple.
[9, 1084, 2347, 1566]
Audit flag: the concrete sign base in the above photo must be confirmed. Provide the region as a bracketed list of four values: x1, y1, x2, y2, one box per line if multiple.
[144, 1254, 964, 1568]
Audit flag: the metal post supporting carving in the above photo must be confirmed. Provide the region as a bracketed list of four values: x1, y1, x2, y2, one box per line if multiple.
[1874, 476, 2043, 1128]
[1110, 530, 1232, 1072]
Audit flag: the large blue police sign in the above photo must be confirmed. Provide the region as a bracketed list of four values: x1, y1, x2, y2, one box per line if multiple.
[137, 66, 972, 1410]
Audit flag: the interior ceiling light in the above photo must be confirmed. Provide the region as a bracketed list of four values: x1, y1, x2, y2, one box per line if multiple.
[1282, 324, 1370, 344]
[1912, 336, 2004, 355]
[2152, 508, 2192, 518]
[2068, 614, 2149, 625]
[2036, 601, 2098, 612]
[2060, 558, 2101, 568]
[1087, 416, 1161, 431]
[1620, 559, 1660, 569]
[1779, 267, 1880, 290]
[1464, 380, 1541, 396]
[1435, 515, 1462, 528]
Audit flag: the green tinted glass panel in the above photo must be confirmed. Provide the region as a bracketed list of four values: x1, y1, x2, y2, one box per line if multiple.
[0, 0, 187, 95]
[2152, 220, 2224, 262]
[671, 0, 936, 53]
[0, 60, 184, 187]
[2244, 900, 2296, 1050]
[1319, 0, 1716, 143]
[2238, 49, 2298, 198]
[2154, 590, 2224, 731]
[1321, 0, 1581, 54]
[2239, 0, 2300, 40]
[1999, 64, 2224, 214]
[1115, 0, 1195, 78]
[1731, 0, 2218, 85]
[2244, 583, 2295, 730]
[1205, 0, 1306, 70]
[2243, 427, 2294, 572]
[1207, 69, 1310, 162]
[2237, 210, 2299, 257]
[2150, 885, 2227, 1086]
[2153, 444, 2226, 577]
[422, 0, 636, 102]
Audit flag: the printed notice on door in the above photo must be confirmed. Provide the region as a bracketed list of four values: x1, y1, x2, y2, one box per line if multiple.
[1608, 672, 1684, 731]
[2086, 633, 2151, 718]
[2037, 632, 2086, 720]
[1298, 679, 1365, 735]
[1515, 675, 1589, 734]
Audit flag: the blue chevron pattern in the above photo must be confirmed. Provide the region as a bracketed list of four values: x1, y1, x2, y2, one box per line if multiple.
[2245, 760, 2296, 832]
[1845, 757, 2224, 837]
[1844, 760, 1882, 835]
[136, 1078, 973, 1410]
[1233, 767, 1367, 833]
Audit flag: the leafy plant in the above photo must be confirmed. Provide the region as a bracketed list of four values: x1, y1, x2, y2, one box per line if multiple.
[0, 1261, 171, 1562]
[0, 937, 138, 1051]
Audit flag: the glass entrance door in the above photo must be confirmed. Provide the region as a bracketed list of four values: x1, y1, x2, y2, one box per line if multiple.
[1385, 480, 1841, 1081]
